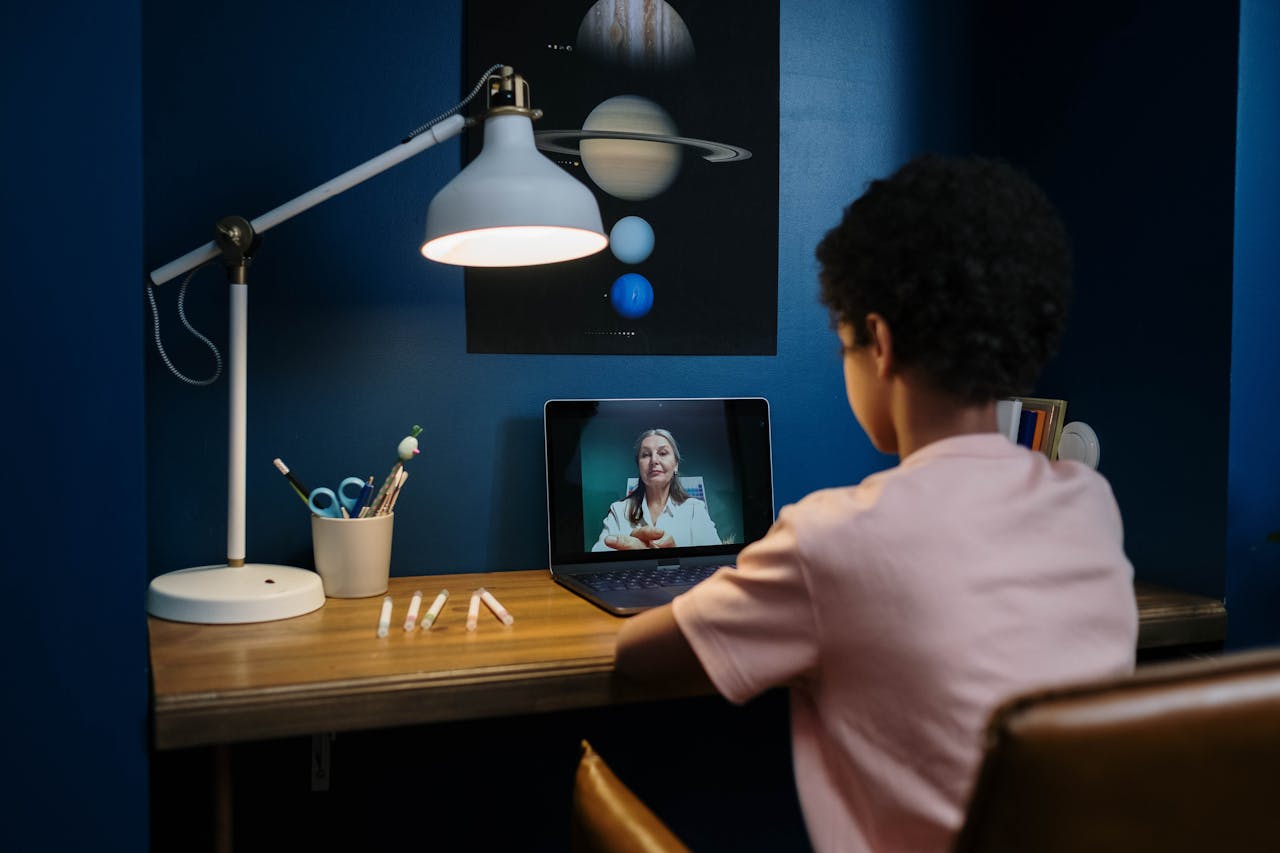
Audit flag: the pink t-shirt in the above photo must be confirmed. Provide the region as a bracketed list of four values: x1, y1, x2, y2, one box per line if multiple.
[672, 433, 1137, 852]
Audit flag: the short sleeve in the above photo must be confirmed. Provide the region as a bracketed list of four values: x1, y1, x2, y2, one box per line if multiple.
[671, 508, 818, 704]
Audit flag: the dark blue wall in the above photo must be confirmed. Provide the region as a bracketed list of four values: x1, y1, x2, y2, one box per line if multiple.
[4, 1, 149, 850]
[965, 1, 1240, 598]
[1228, 0, 1280, 648]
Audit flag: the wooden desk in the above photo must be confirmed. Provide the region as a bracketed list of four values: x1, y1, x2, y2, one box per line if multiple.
[150, 571, 677, 750]
[148, 572, 1226, 750]
[1135, 581, 1228, 651]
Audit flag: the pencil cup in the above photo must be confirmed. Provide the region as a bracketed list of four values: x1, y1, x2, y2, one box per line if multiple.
[311, 513, 394, 598]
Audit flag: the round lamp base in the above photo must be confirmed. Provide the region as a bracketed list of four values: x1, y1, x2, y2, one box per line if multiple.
[147, 563, 326, 624]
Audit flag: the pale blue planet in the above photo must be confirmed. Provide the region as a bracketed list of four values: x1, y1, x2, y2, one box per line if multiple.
[610, 273, 654, 319]
[610, 216, 655, 263]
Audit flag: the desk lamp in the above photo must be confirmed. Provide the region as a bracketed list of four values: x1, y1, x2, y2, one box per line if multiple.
[146, 66, 606, 624]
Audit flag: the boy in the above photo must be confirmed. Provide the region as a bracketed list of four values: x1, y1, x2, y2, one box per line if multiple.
[615, 155, 1137, 852]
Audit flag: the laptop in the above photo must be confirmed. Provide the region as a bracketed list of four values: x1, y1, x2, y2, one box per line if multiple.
[544, 398, 775, 615]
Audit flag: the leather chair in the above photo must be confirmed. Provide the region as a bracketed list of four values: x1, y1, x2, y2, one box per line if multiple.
[572, 740, 691, 853]
[954, 648, 1280, 853]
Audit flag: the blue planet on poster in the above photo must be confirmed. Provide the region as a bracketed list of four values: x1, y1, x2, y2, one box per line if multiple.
[610, 215, 655, 263]
[610, 273, 654, 319]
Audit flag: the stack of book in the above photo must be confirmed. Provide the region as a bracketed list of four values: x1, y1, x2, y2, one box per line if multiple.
[996, 397, 1068, 460]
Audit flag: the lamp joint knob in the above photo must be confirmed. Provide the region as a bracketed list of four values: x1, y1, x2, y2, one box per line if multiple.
[214, 215, 259, 283]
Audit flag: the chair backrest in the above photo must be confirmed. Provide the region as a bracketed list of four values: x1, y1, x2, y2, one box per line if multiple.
[954, 648, 1280, 853]
[571, 740, 690, 853]
[624, 476, 704, 501]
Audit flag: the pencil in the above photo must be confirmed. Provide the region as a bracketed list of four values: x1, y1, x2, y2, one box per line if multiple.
[368, 461, 403, 515]
[382, 469, 410, 515]
[272, 458, 310, 505]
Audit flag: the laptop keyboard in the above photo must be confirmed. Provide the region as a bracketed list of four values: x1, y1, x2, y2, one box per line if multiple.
[579, 564, 721, 592]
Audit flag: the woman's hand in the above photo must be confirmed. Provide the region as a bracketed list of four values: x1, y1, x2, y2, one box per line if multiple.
[645, 530, 675, 548]
[603, 526, 675, 550]
[603, 533, 647, 550]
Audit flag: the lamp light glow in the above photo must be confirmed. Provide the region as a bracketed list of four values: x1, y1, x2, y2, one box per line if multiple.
[424, 225, 607, 266]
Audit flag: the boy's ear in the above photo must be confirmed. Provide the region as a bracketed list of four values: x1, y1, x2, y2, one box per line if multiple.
[864, 313, 894, 378]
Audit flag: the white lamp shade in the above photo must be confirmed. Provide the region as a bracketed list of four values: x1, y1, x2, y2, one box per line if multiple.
[423, 113, 607, 266]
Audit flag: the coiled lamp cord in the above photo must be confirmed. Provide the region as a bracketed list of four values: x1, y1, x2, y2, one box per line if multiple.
[146, 262, 223, 386]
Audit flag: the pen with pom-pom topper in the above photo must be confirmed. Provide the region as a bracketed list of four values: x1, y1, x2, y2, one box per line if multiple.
[362, 425, 421, 517]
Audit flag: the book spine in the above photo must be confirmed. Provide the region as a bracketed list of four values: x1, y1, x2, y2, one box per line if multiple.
[996, 399, 1023, 442]
[1031, 408, 1047, 451]
[1046, 403, 1068, 460]
[1016, 410, 1037, 448]
[1010, 396, 1069, 459]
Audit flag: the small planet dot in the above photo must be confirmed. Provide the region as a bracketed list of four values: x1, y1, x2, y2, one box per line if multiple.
[610, 216, 655, 264]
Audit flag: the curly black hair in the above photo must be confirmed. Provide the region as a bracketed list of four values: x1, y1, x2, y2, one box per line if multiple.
[816, 154, 1072, 402]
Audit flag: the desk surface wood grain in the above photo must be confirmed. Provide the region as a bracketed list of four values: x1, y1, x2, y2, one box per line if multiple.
[148, 572, 1224, 749]
[150, 571, 681, 749]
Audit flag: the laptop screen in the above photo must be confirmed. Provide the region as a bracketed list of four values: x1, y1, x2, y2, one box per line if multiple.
[544, 398, 774, 569]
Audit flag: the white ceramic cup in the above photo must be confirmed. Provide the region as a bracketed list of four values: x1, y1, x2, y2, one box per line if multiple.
[311, 512, 394, 598]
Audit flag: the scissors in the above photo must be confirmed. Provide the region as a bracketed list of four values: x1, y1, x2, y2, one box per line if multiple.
[308, 476, 369, 518]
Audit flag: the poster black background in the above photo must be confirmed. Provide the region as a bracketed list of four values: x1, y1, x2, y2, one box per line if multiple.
[463, 1, 780, 354]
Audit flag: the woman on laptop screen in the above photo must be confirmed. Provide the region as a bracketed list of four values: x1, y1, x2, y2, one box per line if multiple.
[591, 428, 721, 551]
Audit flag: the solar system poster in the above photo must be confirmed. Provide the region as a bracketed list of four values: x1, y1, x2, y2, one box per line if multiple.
[462, 0, 779, 355]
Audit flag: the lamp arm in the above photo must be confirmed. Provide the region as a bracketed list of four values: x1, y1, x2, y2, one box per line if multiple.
[148, 113, 467, 286]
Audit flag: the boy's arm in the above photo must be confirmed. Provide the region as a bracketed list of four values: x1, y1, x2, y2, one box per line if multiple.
[614, 603, 715, 694]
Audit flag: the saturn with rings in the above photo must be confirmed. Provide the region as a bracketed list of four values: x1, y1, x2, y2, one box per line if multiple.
[534, 93, 751, 201]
